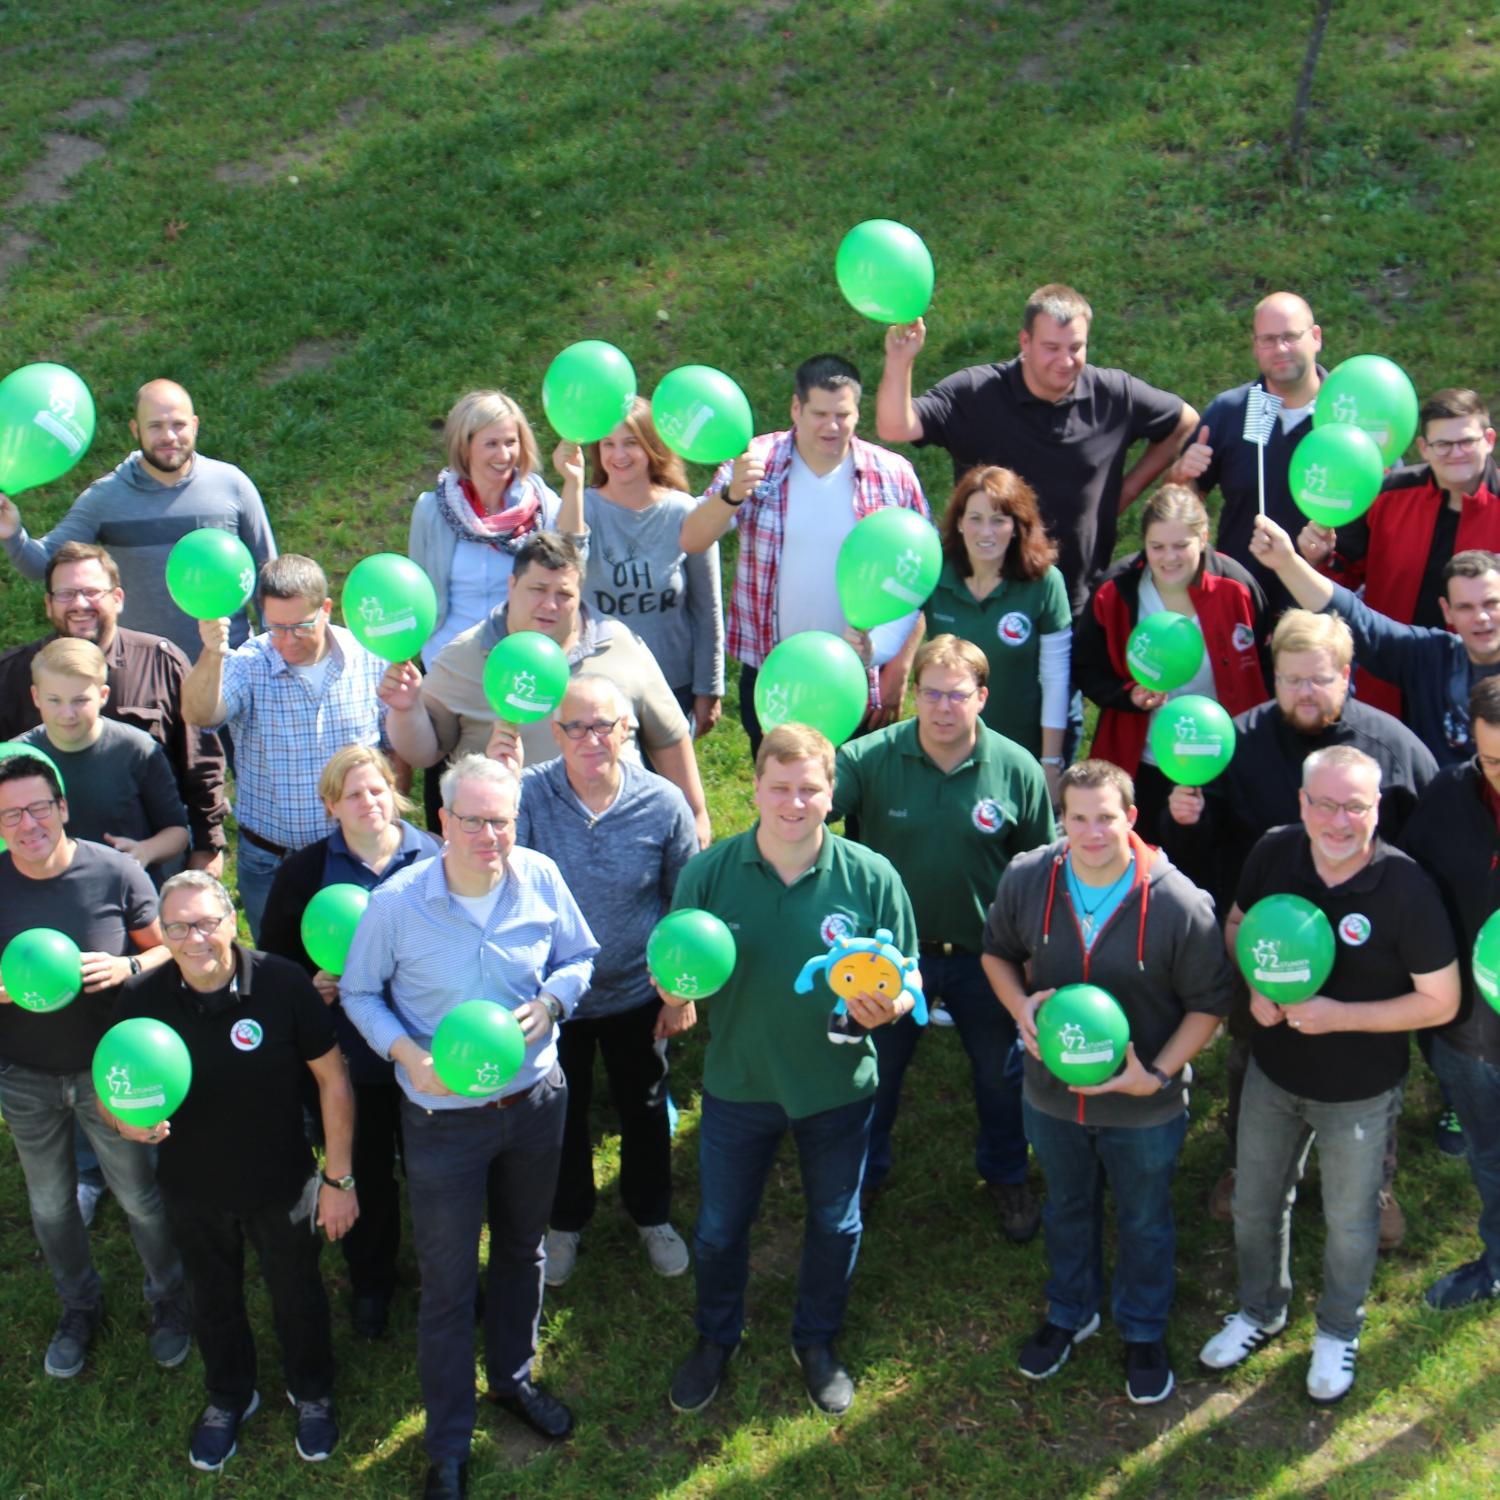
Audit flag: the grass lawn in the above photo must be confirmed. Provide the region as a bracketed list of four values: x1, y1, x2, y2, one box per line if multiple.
[3, 0, 1500, 1494]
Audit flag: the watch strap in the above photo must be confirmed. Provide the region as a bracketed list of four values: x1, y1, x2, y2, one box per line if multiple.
[320, 1171, 355, 1191]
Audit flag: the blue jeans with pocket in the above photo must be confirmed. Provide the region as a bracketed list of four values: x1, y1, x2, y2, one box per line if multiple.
[1429, 1035, 1500, 1280]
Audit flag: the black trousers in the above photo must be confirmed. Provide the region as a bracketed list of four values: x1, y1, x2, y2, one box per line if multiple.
[341, 1080, 403, 1299]
[164, 1182, 334, 1411]
[551, 1001, 672, 1232]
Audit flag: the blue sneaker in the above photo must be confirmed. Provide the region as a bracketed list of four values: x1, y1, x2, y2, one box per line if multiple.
[288, 1390, 339, 1461]
[189, 1390, 259, 1472]
[1434, 1108, 1465, 1158]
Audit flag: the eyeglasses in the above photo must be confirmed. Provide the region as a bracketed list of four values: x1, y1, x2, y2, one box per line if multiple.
[1253, 328, 1311, 350]
[1276, 673, 1340, 690]
[1425, 436, 1485, 457]
[0, 798, 58, 829]
[451, 814, 513, 835]
[264, 618, 321, 638]
[1304, 796, 1375, 819]
[559, 717, 623, 741]
[163, 915, 230, 941]
[47, 587, 110, 605]
[917, 686, 978, 706]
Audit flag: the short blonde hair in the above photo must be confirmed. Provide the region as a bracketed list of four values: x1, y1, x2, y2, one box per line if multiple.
[443, 390, 540, 483]
[319, 745, 415, 818]
[755, 723, 835, 784]
[1271, 609, 1353, 670]
[32, 637, 107, 686]
[913, 634, 989, 690]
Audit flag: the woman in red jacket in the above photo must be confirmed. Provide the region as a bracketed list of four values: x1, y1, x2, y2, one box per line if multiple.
[1075, 485, 1270, 836]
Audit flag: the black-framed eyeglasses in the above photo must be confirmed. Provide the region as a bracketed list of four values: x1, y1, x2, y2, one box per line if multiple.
[0, 799, 58, 829]
[559, 717, 623, 741]
[47, 587, 111, 605]
[1426, 436, 1484, 458]
[163, 914, 231, 941]
[451, 814, 514, 835]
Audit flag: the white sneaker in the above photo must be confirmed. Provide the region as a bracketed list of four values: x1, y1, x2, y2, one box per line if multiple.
[543, 1229, 580, 1287]
[638, 1222, 690, 1277]
[1307, 1332, 1358, 1403]
[76, 1179, 106, 1229]
[929, 1003, 956, 1029]
[1198, 1309, 1287, 1371]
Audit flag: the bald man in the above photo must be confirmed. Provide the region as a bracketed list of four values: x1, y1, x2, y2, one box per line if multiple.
[1169, 293, 1327, 616]
[0, 380, 277, 657]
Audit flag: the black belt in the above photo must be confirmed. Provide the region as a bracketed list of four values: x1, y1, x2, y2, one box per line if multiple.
[918, 941, 973, 958]
[240, 826, 289, 857]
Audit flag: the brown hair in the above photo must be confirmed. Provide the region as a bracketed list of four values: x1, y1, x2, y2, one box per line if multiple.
[512, 531, 585, 582]
[1420, 388, 1490, 437]
[1443, 550, 1500, 588]
[1140, 483, 1212, 585]
[45, 542, 120, 593]
[586, 397, 688, 493]
[941, 466, 1058, 582]
[1059, 758, 1135, 815]
[754, 723, 835, 784]
[1471, 675, 1500, 730]
[1023, 284, 1092, 334]
[913, 634, 989, 690]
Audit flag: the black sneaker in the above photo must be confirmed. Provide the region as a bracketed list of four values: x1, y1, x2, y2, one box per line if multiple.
[351, 1293, 390, 1340]
[148, 1293, 192, 1369]
[792, 1343, 854, 1415]
[827, 1012, 869, 1045]
[669, 1337, 736, 1413]
[1017, 1312, 1100, 1380]
[44, 1303, 102, 1379]
[189, 1390, 259, 1472]
[288, 1391, 339, 1461]
[1124, 1340, 1175, 1404]
[1425, 1257, 1500, 1310]
[989, 1181, 1041, 1243]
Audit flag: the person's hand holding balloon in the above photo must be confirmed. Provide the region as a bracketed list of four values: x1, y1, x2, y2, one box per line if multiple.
[725, 451, 766, 505]
[552, 440, 585, 500]
[1129, 683, 1168, 711]
[1248, 988, 1285, 1028]
[312, 970, 340, 1006]
[377, 660, 423, 713]
[484, 719, 524, 776]
[1248, 514, 1297, 570]
[198, 617, 230, 658]
[883, 318, 927, 364]
[1297, 522, 1337, 567]
[1013, 987, 1056, 1060]
[655, 1000, 697, 1039]
[391, 1036, 455, 1097]
[1278, 995, 1345, 1036]
[0, 493, 18, 540]
[1071, 1041, 1160, 1098]
[1167, 785, 1205, 826]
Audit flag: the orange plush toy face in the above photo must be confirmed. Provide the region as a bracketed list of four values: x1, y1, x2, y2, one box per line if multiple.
[828, 950, 904, 999]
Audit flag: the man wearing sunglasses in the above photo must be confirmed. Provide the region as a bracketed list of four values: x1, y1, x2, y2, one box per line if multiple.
[831, 635, 1053, 1241]
[182, 554, 388, 940]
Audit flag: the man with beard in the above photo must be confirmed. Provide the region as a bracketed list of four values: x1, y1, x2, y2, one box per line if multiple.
[1162, 609, 1436, 1239]
[0, 380, 276, 658]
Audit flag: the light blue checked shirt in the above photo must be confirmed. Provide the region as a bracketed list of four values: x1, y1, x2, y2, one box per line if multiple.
[214, 623, 388, 849]
[340, 847, 598, 1109]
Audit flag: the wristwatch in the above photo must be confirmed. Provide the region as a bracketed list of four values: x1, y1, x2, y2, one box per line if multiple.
[127, 956, 142, 976]
[320, 1172, 356, 1191]
[721, 488, 746, 507]
[1147, 1064, 1173, 1092]
[540, 995, 564, 1024]
[1040, 756, 1065, 769]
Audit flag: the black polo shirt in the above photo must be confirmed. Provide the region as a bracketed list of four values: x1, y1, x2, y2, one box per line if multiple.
[913, 358, 1184, 610]
[1236, 826, 1456, 1102]
[114, 946, 336, 1210]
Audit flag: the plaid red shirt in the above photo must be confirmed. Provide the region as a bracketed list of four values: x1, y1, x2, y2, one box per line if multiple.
[706, 431, 930, 669]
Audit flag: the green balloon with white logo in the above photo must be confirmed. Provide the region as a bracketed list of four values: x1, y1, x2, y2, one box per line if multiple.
[1235, 893, 1335, 1006]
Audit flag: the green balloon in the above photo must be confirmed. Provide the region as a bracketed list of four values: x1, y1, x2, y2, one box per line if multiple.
[165, 528, 257, 621]
[542, 341, 637, 444]
[482, 631, 571, 724]
[1472, 910, 1500, 1014]
[1146, 694, 1236, 786]
[835, 508, 942, 630]
[301, 883, 370, 976]
[1126, 611, 1205, 692]
[0, 363, 96, 494]
[1289, 424, 1385, 528]
[93, 1018, 193, 1128]
[835, 219, 935, 324]
[1235, 893, 1335, 1006]
[754, 631, 869, 747]
[1314, 354, 1419, 464]
[652, 366, 754, 466]
[1035, 983, 1131, 1087]
[431, 999, 527, 1097]
[342, 553, 438, 663]
[1, 927, 82, 1013]
[0, 742, 66, 795]
[647, 909, 737, 999]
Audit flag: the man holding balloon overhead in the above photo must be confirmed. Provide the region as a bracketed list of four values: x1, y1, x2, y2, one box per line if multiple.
[1202, 746, 1458, 1404]
[982, 760, 1232, 1406]
[340, 754, 598, 1500]
[0, 378, 277, 660]
[679, 354, 930, 755]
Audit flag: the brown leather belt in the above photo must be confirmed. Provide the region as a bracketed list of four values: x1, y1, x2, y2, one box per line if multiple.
[479, 1078, 542, 1111]
[240, 826, 289, 857]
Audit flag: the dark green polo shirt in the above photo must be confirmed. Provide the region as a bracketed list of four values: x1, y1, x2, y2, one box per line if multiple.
[834, 719, 1053, 951]
[672, 826, 918, 1119]
[921, 562, 1071, 756]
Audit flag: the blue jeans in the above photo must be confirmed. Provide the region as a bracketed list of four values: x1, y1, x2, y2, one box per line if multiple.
[0, 1059, 183, 1311]
[694, 1091, 873, 1349]
[1022, 1098, 1188, 1342]
[1233, 1058, 1394, 1341]
[401, 1069, 566, 1464]
[234, 836, 285, 945]
[1429, 1036, 1500, 1279]
[867, 952, 1026, 1190]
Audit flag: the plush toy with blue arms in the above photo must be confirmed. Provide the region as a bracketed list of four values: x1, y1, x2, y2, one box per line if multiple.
[793, 926, 927, 1045]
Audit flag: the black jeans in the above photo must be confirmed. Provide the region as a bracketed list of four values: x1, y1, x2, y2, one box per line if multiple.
[164, 1182, 333, 1411]
[552, 1001, 672, 1232]
[341, 1079, 403, 1299]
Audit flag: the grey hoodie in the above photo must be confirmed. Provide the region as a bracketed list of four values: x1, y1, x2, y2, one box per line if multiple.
[983, 833, 1233, 1127]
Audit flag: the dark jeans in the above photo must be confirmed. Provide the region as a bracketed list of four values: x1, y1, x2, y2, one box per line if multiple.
[866, 952, 1027, 1191]
[1429, 1035, 1500, 1279]
[164, 1182, 333, 1411]
[342, 1080, 403, 1299]
[1023, 1099, 1188, 1342]
[693, 1090, 873, 1349]
[552, 1002, 671, 1232]
[401, 1069, 566, 1464]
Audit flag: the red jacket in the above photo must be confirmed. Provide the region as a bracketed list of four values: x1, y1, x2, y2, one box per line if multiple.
[1076, 549, 1271, 776]
[1327, 459, 1500, 717]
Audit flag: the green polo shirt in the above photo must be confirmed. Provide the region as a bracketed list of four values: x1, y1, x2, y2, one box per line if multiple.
[834, 718, 1053, 951]
[922, 562, 1070, 756]
[672, 826, 918, 1119]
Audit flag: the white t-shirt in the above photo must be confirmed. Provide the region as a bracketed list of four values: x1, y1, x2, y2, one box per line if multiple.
[1136, 574, 1214, 767]
[288, 656, 333, 697]
[776, 450, 856, 640]
[1280, 400, 1313, 435]
[450, 886, 503, 928]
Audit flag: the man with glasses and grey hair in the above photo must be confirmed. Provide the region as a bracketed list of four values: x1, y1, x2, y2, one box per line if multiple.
[341, 753, 598, 1500]
[0, 749, 187, 1384]
[514, 674, 698, 1288]
[182, 553, 388, 939]
[110, 869, 355, 1472]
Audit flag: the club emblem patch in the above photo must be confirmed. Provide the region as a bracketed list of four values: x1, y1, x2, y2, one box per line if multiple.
[819, 912, 855, 947]
[1338, 913, 1371, 947]
[972, 798, 1006, 833]
[230, 1018, 264, 1052]
[997, 611, 1032, 646]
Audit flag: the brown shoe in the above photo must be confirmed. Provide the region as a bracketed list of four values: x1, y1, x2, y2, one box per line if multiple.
[1209, 1169, 1236, 1223]
[1378, 1190, 1405, 1251]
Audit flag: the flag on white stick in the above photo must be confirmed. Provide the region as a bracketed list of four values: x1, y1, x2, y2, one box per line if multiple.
[1242, 386, 1284, 518]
